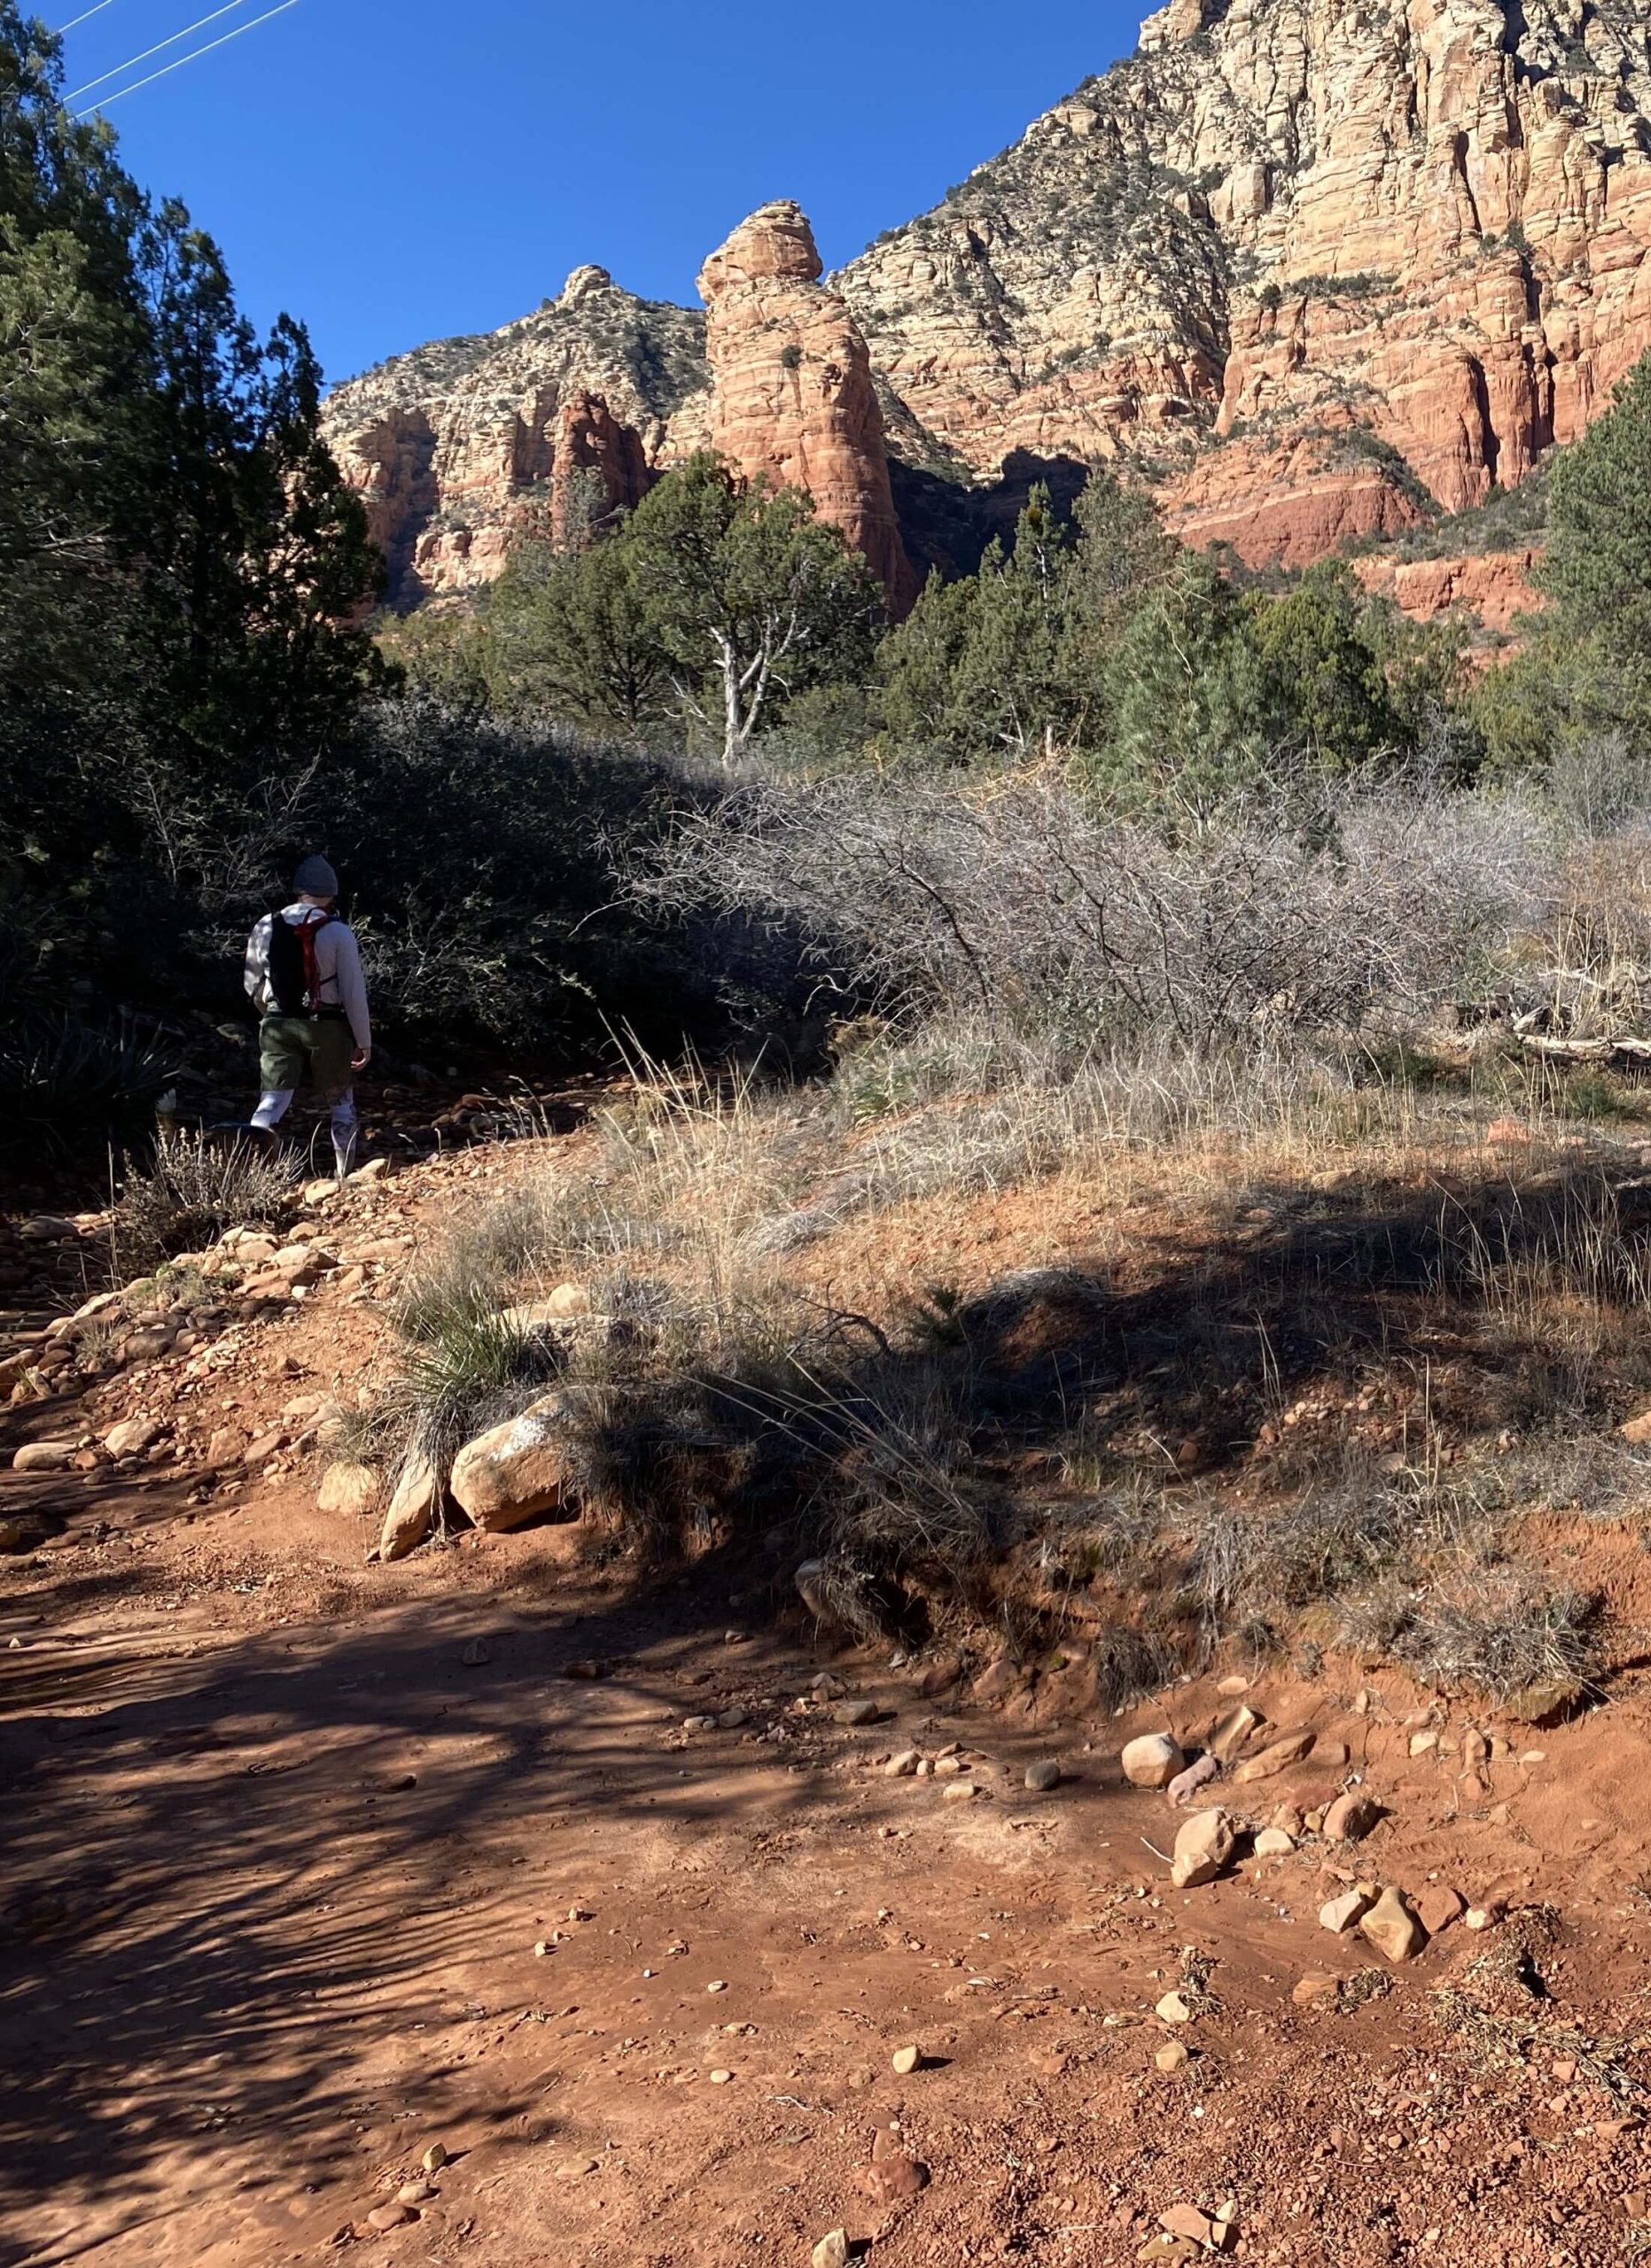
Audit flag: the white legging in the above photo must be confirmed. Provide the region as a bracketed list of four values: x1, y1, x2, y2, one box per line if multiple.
[252, 1086, 358, 1176]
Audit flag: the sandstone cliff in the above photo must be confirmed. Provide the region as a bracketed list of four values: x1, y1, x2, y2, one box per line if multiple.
[324, 0, 1651, 612]
[697, 202, 916, 612]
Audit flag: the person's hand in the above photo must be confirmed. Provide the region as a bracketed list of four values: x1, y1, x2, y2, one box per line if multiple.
[351, 1046, 371, 1072]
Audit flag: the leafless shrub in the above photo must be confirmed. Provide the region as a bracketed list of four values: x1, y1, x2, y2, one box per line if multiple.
[635, 773, 1550, 1050]
[1341, 1565, 1602, 1699]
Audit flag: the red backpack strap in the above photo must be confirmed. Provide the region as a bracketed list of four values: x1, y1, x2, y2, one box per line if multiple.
[297, 910, 338, 1010]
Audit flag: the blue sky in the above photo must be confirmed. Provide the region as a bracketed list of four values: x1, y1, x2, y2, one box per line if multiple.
[56, 0, 1141, 385]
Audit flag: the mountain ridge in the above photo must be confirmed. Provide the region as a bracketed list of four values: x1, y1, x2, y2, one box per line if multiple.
[324, 0, 1651, 609]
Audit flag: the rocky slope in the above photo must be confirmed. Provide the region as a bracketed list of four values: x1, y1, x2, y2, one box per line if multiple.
[324, 0, 1651, 603]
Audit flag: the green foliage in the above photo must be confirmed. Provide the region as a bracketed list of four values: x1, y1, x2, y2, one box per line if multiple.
[1538, 354, 1651, 659]
[486, 530, 671, 730]
[0, 3, 386, 1004]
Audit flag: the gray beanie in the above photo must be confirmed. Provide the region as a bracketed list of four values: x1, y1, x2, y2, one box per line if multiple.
[293, 854, 339, 898]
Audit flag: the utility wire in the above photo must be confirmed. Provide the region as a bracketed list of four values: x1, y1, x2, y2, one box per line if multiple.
[53, 0, 122, 30]
[74, 0, 298, 112]
[68, 0, 253, 97]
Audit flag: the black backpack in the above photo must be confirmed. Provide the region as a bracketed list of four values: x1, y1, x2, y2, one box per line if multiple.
[266, 909, 338, 1016]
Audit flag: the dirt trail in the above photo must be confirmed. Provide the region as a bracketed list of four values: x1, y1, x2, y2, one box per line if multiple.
[4, 1482, 1651, 2268]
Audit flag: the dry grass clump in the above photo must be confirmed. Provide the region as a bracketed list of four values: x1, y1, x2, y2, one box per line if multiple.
[1342, 1566, 1603, 1702]
[116, 1128, 292, 1273]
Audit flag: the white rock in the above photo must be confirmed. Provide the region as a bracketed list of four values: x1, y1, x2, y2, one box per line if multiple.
[379, 1450, 437, 1560]
[449, 1394, 574, 1532]
[1122, 1732, 1184, 1788]
[1170, 1806, 1235, 1889]
[1252, 1827, 1295, 1857]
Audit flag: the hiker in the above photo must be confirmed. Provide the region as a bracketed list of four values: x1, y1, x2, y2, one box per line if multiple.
[242, 855, 370, 1179]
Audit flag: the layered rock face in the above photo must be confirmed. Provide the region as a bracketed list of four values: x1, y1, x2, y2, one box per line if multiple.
[835, 0, 1651, 567]
[697, 202, 916, 612]
[325, 0, 1651, 610]
[323, 266, 708, 603]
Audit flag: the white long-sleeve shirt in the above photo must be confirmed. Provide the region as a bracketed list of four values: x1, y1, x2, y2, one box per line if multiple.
[245, 903, 372, 1053]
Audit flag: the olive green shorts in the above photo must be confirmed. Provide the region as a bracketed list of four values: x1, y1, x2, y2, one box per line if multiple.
[259, 1014, 354, 1101]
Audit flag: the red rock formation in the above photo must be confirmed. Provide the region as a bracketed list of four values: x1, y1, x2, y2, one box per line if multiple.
[697, 202, 916, 614]
[1354, 547, 1546, 633]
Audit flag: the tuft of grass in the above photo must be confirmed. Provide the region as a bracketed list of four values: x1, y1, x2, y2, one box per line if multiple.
[1341, 1565, 1602, 1701]
[116, 1128, 292, 1274]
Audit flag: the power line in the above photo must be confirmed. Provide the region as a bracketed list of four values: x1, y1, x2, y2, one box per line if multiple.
[53, 0, 122, 30]
[74, 0, 299, 113]
[68, 0, 253, 98]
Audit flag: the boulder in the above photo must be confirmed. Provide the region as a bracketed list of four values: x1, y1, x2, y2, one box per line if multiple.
[1122, 1732, 1184, 1788]
[380, 1451, 437, 1560]
[449, 1394, 576, 1532]
[318, 1463, 381, 1518]
[1359, 1886, 1428, 1962]
[1170, 1806, 1235, 1888]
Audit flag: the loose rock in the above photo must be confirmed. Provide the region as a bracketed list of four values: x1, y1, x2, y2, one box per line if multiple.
[1123, 1733, 1184, 1788]
[1359, 1885, 1428, 1962]
[379, 1451, 437, 1560]
[1323, 1790, 1381, 1843]
[885, 1749, 919, 1776]
[836, 1699, 880, 1727]
[1319, 1889, 1373, 1935]
[1155, 2039, 1190, 2071]
[1166, 1751, 1219, 1806]
[1170, 1806, 1235, 1889]
[1024, 1758, 1061, 1792]
[1232, 1728, 1315, 1783]
[813, 2233, 851, 2268]
[892, 2043, 922, 2075]
[449, 1393, 577, 1531]
[1252, 1827, 1295, 1857]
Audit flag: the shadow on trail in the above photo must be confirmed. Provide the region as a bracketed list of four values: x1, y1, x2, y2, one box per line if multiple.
[0, 1573, 818, 2264]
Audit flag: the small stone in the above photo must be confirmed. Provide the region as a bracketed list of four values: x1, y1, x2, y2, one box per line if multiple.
[1464, 1904, 1502, 1932]
[397, 2179, 436, 2204]
[709, 2068, 733, 2084]
[683, 1714, 715, 1732]
[1320, 1890, 1372, 1934]
[557, 2157, 599, 2181]
[932, 1755, 965, 1777]
[533, 1940, 551, 1957]
[1323, 1790, 1381, 1843]
[1156, 1990, 1195, 2024]
[366, 2202, 413, 2230]
[1170, 1806, 1235, 1888]
[1206, 1704, 1263, 1762]
[1291, 1970, 1340, 2008]
[421, 2143, 448, 2172]
[836, 1699, 880, 1727]
[568, 1903, 593, 1921]
[1162, 2203, 1216, 2244]
[1252, 1827, 1295, 1857]
[885, 1749, 920, 1776]
[1359, 1885, 1428, 1962]
[717, 1706, 749, 1729]
[940, 1778, 980, 1802]
[103, 1417, 160, 1457]
[1122, 1733, 1184, 1788]
[1409, 1730, 1439, 1757]
[813, 2234, 851, 2268]
[892, 2043, 922, 2075]
[707, 1979, 728, 1992]
[461, 1638, 491, 1667]
[1232, 1729, 1315, 1783]
[12, 1439, 76, 1472]
[1024, 1758, 1062, 1792]
[1416, 1884, 1465, 1936]
[1166, 1751, 1220, 1806]
[1156, 2039, 1190, 2071]
[1216, 1674, 1250, 1697]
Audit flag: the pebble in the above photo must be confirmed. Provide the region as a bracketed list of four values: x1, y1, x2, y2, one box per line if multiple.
[1024, 1759, 1061, 1792]
[683, 1714, 715, 1732]
[422, 2143, 448, 2172]
[885, 1749, 920, 1776]
[892, 2043, 922, 2074]
[1156, 1990, 1195, 2024]
[1156, 2039, 1190, 2071]
[813, 2232, 851, 2268]
[933, 1755, 965, 1777]
[568, 1904, 594, 1921]
[707, 1978, 728, 1992]
[1252, 1826, 1295, 1857]
[397, 2179, 436, 2204]
[460, 1639, 491, 1667]
[709, 2068, 733, 2084]
[366, 2202, 413, 2230]
[836, 1699, 880, 1727]
[716, 1706, 749, 1729]
[940, 1778, 980, 1802]
[1291, 1970, 1340, 2008]
[1465, 1905, 1501, 1931]
[1408, 1730, 1439, 1757]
